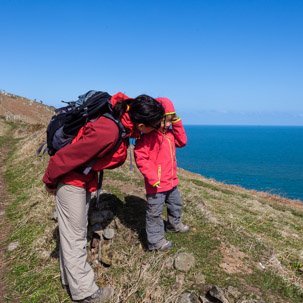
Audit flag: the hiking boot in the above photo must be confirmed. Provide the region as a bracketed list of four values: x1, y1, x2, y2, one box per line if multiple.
[166, 222, 190, 233]
[74, 287, 114, 303]
[149, 239, 173, 251]
[159, 240, 173, 251]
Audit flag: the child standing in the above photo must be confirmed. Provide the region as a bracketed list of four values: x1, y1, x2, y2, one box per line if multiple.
[134, 97, 189, 251]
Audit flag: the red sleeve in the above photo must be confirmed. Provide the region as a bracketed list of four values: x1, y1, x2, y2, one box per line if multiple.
[172, 119, 187, 148]
[43, 117, 119, 188]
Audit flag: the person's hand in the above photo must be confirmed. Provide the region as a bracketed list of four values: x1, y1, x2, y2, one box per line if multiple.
[155, 184, 161, 188]
[172, 115, 179, 122]
[45, 185, 56, 195]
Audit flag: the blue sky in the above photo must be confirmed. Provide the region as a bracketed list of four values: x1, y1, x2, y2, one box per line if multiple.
[0, 0, 302, 125]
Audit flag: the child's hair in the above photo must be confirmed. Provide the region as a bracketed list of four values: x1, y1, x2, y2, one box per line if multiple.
[113, 94, 164, 126]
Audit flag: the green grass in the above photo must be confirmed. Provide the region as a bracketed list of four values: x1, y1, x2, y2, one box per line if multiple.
[1, 121, 303, 302]
[0, 122, 69, 302]
[0, 121, 19, 150]
[102, 180, 303, 302]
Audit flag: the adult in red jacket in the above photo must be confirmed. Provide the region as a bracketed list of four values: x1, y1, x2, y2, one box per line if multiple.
[43, 94, 164, 303]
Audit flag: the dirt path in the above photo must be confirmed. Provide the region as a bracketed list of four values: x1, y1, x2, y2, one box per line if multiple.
[0, 123, 13, 303]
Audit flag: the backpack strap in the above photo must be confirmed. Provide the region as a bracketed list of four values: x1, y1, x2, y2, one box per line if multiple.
[102, 112, 128, 150]
[82, 113, 127, 176]
[83, 160, 97, 175]
[95, 170, 104, 209]
[36, 142, 47, 156]
[82, 113, 128, 208]
[129, 146, 133, 171]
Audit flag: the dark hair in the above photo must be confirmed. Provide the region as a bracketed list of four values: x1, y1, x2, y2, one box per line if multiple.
[113, 94, 164, 126]
[112, 98, 131, 119]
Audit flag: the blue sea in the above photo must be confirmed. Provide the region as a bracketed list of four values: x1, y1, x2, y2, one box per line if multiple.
[176, 126, 303, 201]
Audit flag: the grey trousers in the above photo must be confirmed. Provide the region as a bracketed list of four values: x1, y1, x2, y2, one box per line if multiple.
[56, 183, 98, 301]
[146, 186, 182, 250]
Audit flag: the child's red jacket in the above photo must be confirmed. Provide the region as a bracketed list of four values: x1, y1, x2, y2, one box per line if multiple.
[134, 98, 187, 194]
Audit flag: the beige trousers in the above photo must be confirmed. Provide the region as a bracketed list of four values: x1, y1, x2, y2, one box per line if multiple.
[56, 183, 98, 300]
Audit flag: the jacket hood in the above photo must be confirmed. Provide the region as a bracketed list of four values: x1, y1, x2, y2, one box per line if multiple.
[155, 97, 176, 115]
[111, 92, 133, 130]
[111, 92, 139, 138]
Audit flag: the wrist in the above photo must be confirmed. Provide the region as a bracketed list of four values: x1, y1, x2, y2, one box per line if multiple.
[172, 117, 181, 123]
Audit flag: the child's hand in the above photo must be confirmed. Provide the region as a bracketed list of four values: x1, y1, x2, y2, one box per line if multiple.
[155, 184, 161, 188]
[172, 115, 179, 122]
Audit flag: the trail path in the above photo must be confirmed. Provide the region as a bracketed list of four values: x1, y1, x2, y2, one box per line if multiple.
[0, 120, 14, 302]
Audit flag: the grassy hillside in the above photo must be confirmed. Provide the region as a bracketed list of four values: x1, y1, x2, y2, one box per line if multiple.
[0, 91, 54, 125]
[1, 118, 303, 303]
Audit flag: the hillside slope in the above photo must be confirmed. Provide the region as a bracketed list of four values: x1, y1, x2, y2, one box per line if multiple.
[1, 118, 303, 303]
[0, 91, 54, 125]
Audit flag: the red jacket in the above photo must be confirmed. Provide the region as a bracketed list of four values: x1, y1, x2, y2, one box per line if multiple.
[134, 98, 187, 194]
[43, 92, 138, 192]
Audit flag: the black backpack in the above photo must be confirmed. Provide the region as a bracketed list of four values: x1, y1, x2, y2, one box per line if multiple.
[38, 90, 128, 208]
[38, 90, 127, 157]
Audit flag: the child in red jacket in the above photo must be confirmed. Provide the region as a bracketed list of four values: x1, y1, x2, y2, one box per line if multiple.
[134, 97, 189, 251]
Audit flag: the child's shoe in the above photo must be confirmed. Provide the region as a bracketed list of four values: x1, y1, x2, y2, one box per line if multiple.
[158, 240, 173, 251]
[166, 222, 190, 233]
[149, 239, 173, 251]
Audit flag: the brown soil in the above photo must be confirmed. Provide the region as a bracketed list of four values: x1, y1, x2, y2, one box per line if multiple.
[219, 243, 253, 274]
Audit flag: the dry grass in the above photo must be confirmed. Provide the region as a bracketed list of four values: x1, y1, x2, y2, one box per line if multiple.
[0, 120, 10, 136]
[0, 91, 54, 125]
[2, 122, 303, 303]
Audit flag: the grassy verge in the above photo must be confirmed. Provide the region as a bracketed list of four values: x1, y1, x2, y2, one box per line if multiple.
[1, 122, 68, 303]
[1, 123, 303, 302]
